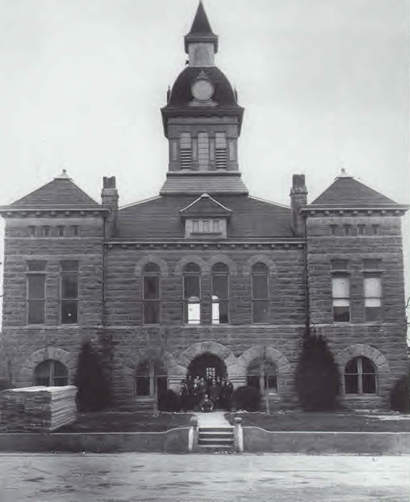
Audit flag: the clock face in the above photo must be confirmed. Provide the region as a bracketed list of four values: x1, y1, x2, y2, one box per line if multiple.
[191, 79, 214, 101]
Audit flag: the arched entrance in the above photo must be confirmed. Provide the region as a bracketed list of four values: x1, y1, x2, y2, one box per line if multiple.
[187, 352, 227, 381]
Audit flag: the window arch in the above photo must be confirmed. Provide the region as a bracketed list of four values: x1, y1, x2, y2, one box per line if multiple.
[183, 263, 201, 324]
[143, 263, 160, 324]
[251, 262, 269, 323]
[34, 360, 68, 387]
[136, 359, 167, 397]
[344, 356, 376, 394]
[246, 358, 277, 393]
[212, 262, 229, 324]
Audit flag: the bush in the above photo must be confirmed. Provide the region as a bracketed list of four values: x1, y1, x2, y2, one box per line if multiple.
[232, 385, 261, 411]
[158, 389, 181, 412]
[75, 342, 111, 412]
[295, 334, 340, 411]
[390, 373, 410, 413]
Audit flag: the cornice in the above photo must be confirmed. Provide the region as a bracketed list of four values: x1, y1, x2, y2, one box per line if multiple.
[0, 208, 109, 218]
[105, 239, 305, 250]
[300, 206, 408, 217]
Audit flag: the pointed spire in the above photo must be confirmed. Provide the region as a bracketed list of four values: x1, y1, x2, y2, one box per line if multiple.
[189, 1, 214, 35]
[184, 1, 218, 54]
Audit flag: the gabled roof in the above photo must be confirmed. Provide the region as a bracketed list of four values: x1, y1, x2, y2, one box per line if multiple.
[179, 193, 232, 218]
[310, 175, 398, 208]
[188, 1, 215, 35]
[9, 171, 100, 209]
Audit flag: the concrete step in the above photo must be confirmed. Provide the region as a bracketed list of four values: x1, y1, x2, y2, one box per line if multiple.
[198, 426, 234, 450]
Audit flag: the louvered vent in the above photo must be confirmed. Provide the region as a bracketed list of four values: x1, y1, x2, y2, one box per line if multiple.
[180, 149, 192, 169]
[180, 132, 192, 170]
[215, 132, 227, 169]
[215, 149, 227, 169]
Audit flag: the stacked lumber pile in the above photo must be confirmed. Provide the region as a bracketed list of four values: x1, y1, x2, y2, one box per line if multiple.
[0, 386, 77, 432]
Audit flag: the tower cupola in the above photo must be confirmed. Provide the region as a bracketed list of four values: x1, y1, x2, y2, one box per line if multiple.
[160, 2, 246, 195]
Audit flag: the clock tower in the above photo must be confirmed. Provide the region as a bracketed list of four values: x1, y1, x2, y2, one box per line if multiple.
[160, 1, 247, 195]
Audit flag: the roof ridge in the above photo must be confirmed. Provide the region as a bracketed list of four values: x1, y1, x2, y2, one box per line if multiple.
[10, 175, 99, 208]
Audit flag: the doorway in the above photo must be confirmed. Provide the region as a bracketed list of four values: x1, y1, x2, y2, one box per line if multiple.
[187, 352, 227, 381]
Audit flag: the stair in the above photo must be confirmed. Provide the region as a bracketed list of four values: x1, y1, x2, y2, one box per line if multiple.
[198, 426, 234, 451]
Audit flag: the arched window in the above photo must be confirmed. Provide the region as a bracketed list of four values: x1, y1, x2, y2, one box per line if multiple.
[344, 357, 376, 394]
[136, 359, 167, 397]
[143, 263, 160, 324]
[251, 262, 269, 323]
[34, 360, 68, 387]
[212, 262, 229, 324]
[246, 358, 277, 393]
[183, 263, 201, 324]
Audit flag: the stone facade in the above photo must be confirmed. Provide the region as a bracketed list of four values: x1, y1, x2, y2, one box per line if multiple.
[0, 3, 408, 412]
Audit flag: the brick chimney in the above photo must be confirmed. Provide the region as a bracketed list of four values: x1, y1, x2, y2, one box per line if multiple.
[101, 176, 118, 237]
[290, 174, 307, 236]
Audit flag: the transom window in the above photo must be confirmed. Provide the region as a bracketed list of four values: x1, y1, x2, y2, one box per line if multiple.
[61, 260, 79, 324]
[251, 262, 269, 323]
[183, 263, 201, 324]
[34, 360, 68, 387]
[212, 262, 229, 324]
[247, 358, 277, 393]
[344, 357, 376, 394]
[143, 263, 160, 324]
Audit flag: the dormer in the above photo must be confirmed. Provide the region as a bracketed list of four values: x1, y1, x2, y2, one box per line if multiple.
[179, 193, 232, 239]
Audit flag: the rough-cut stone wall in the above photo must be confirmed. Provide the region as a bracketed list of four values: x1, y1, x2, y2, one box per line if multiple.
[1, 215, 107, 388]
[306, 214, 409, 409]
[104, 246, 306, 409]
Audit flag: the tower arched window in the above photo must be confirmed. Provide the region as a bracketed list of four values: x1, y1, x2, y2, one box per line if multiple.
[344, 357, 376, 394]
[251, 262, 269, 323]
[143, 263, 160, 324]
[136, 360, 167, 397]
[246, 358, 277, 393]
[212, 262, 229, 324]
[34, 360, 68, 387]
[183, 262, 201, 324]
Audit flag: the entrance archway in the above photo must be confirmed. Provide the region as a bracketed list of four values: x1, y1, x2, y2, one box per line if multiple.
[187, 352, 227, 381]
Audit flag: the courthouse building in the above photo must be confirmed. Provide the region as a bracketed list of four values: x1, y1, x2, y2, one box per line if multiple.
[0, 3, 408, 410]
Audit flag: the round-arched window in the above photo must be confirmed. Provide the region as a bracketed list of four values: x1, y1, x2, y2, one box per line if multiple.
[34, 360, 68, 387]
[344, 356, 376, 394]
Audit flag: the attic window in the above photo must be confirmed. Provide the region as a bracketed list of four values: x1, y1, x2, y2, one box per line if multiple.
[186, 218, 226, 239]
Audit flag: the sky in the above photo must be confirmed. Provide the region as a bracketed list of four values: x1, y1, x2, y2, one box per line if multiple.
[0, 0, 409, 316]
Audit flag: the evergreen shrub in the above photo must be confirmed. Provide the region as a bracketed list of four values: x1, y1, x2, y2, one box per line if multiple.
[158, 389, 181, 412]
[232, 385, 261, 411]
[390, 372, 410, 413]
[75, 342, 111, 412]
[295, 334, 340, 411]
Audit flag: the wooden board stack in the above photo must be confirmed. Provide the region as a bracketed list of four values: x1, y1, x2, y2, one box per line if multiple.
[0, 386, 77, 432]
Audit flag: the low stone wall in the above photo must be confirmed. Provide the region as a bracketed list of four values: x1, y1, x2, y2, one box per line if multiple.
[0, 386, 77, 432]
[243, 427, 410, 455]
[0, 428, 189, 453]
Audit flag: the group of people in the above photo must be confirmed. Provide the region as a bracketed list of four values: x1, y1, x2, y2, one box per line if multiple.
[179, 375, 234, 412]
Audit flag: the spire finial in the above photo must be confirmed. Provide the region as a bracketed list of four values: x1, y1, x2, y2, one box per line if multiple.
[184, 1, 218, 55]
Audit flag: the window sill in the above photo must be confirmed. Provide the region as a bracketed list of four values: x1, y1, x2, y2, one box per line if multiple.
[343, 394, 378, 399]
